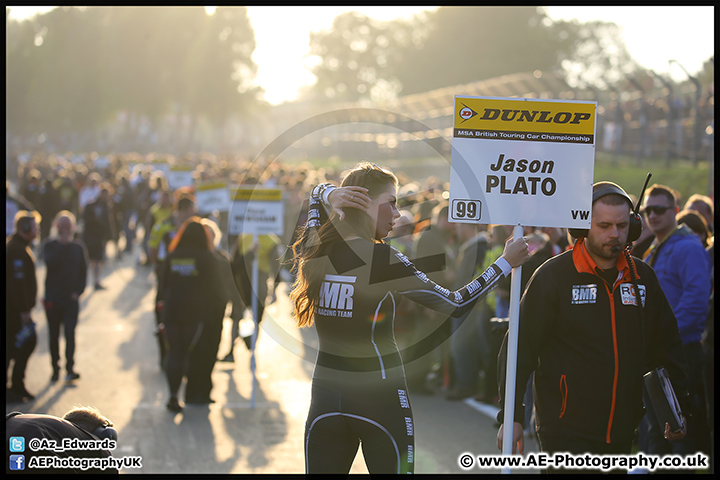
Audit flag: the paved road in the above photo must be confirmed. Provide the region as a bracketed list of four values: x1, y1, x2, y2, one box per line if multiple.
[6, 246, 539, 474]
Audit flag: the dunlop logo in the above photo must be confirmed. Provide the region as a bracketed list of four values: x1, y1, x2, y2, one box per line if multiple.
[475, 108, 591, 125]
[454, 98, 596, 136]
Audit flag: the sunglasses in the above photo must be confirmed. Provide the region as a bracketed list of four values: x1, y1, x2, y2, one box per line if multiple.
[642, 205, 673, 216]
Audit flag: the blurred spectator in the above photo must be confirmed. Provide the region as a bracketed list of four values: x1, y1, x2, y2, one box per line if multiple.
[36, 175, 58, 244]
[139, 172, 166, 265]
[386, 209, 414, 255]
[385, 209, 418, 388]
[539, 227, 569, 256]
[683, 193, 714, 235]
[639, 184, 712, 469]
[148, 194, 197, 368]
[487, 225, 512, 319]
[146, 190, 174, 255]
[474, 224, 512, 404]
[185, 219, 243, 405]
[159, 218, 223, 413]
[446, 222, 489, 401]
[52, 172, 80, 220]
[701, 241, 714, 471]
[43, 211, 88, 382]
[19, 169, 42, 213]
[677, 209, 711, 248]
[78, 172, 101, 217]
[112, 172, 136, 256]
[6, 182, 34, 238]
[631, 206, 656, 258]
[6, 406, 118, 474]
[82, 185, 115, 290]
[408, 202, 456, 394]
[221, 233, 282, 361]
[6, 210, 41, 402]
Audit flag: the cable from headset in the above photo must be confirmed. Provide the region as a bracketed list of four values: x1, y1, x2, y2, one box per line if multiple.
[626, 172, 651, 363]
[624, 248, 647, 367]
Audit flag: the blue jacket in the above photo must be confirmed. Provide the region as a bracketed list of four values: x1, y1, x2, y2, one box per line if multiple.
[644, 224, 712, 344]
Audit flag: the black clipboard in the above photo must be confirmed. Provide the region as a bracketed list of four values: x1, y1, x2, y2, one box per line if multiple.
[643, 366, 685, 433]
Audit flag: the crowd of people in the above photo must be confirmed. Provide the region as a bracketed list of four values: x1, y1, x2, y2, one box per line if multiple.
[599, 84, 715, 163]
[5, 150, 715, 473]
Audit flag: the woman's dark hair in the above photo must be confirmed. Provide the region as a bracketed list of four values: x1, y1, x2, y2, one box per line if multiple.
[169, 217, 212, 252]
[290, 162, 397, 327]
[677, 209, 710, 247]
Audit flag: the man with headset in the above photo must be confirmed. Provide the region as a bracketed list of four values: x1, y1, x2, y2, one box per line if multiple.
[6, 406, 118, 474]
[495, 182, 690, 473]
[6, 211, 41, 402]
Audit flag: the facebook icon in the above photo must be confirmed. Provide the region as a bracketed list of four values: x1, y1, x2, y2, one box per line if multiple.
[9, 454, 25, 471]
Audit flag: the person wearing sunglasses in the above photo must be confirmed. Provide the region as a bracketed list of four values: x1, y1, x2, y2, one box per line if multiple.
[638, 184, 712, 471]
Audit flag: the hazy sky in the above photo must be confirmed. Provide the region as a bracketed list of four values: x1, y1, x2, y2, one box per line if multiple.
[7, 6, 715, 105]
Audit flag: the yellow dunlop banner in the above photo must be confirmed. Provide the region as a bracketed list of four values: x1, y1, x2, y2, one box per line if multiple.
[454, 97, 595, 143]
[232, 187, 283, 201]
[196, 181, 227, 191]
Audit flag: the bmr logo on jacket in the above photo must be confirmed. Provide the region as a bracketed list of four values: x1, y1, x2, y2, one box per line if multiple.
[318, 274, 356, 318]
[571, 284, 597, 304]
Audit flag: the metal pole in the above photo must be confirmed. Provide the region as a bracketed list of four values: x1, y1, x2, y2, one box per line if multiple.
[501, 224, 524, 473]
[250, 233, 259, 409]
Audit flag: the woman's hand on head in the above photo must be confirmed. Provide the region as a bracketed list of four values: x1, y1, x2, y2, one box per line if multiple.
[328, 186, 371, 220]
[501, 236, 531, 268]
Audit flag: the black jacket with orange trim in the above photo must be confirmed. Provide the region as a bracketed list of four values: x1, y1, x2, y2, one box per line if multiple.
[498, 239, 689, 444]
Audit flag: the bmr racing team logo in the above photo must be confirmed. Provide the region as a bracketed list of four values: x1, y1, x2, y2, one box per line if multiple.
[571, 284, 597, 305]
[458, 104, 477, 123]
[317, 274, 356, 318]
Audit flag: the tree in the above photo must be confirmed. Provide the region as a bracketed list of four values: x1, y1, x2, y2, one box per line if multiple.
[393, 6, 573, 95]
[555, 18, 639, 90]
[183, 6, 260, 126]
[305, 6, 640, 101]
[308, 11, 415, 102]
[6, 12, 40, 134]
[5, 6, 262, 149]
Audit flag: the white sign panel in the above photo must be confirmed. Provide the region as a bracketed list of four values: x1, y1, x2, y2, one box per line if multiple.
[449, 96, 596, 228]
[167, 166, 195, 191]
[228, 187, 284, 236]
[195, 181, 231, 215]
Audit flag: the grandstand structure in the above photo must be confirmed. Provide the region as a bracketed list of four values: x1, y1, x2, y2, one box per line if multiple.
[252, 69, 712, 166]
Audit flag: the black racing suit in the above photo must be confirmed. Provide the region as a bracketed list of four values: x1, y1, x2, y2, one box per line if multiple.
[303, 185, 513, 474]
